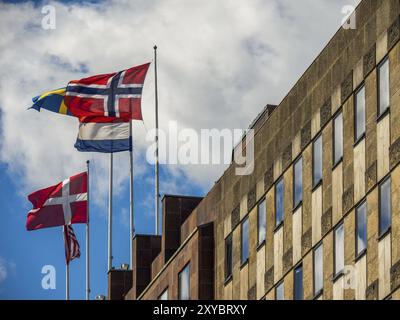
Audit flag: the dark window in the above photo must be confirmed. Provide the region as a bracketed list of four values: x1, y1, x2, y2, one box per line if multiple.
[355, 85, 366, 142]
[293, 157, 303, 208]
[356, 201, 367, 256]
[225, 234, 233, 280]
[275, 178, 284, 227]
[314, 244, 323, 296]
[333, 112, 343, 166]
[178, 263, 190, 300]
[313, 135, 323, 187]
[276, 282, 284, 300]
[158, 288, 168, 300]
[378, 58, 390, 117]
[334, 223, 344, 276]
[241, 217, 249, 264]
[258, 199, 266, 245]
[379, 177, 391, 236]
[294, 265, 303, 300]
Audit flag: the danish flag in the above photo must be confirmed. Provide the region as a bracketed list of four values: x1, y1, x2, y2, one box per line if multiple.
[65, 63, 150, 122]
[26, 172, 88, 231]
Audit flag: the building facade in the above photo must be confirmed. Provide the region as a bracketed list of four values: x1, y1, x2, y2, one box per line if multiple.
[109, 0, 400, 300]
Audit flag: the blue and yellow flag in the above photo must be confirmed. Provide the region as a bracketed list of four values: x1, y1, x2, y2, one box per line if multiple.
[30, 87, 72, 116]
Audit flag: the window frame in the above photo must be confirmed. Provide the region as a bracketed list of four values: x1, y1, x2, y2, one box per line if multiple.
[354, 83, 366, 145]
[355, 200, 367, 259]
[241, 216, 250, 265]
[275, 281, 284, 300]
[333, 222, 345, 278]
[313, 243, 324, 298]
[178, 262, 191, 300]
[257, 198, 267, 247]
[275, 177, 284, 228]
[293, 156, 303, 210]
[312, 133, 323, 188]
[224, 233, 233, 282]
[293, 264, 303, 301]
[377, 56, 390, 120]
[332, 110, 343, 168]
[378, 176, 392, 238]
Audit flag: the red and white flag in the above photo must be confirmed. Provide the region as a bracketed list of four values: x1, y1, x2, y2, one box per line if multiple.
[26, 172, 88, 231]
[63, 225, 81, 265]
[65, 63, 150, 121]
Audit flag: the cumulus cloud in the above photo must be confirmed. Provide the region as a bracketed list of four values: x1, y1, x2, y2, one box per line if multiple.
[0, 0, 359, 209]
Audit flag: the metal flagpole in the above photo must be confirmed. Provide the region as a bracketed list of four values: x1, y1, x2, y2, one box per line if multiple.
[108, 153, 113, 271]
[154, 45, 160, 236]
[129, 121, 134, 269]
[66, 260, 69, 300]
[86, 160, 90, 300]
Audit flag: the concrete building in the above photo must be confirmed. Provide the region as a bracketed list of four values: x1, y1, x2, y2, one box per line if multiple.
[108, 0, 400, 300]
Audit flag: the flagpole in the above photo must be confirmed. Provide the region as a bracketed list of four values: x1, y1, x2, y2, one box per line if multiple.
[154, 45, 160, 236]
[86, 160, 90, 300]
[66, 256, 70, 300]
[108, 153, 113, 272]
[129, 122, 134, 269]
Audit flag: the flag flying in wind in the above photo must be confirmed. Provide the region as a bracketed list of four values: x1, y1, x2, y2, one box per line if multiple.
[63, 225, 81, 265]
[30, 87, 72, 116]
[74, 117, 132, 153]
[65, 63, 150, 121]
[26, 172, 88, 231]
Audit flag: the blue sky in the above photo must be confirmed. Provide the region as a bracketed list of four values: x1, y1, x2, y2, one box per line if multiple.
[0, 0, 358, 299]
[0, 155, 203, 300]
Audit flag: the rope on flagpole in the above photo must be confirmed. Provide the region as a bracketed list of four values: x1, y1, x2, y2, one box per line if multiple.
[154, 45, 160, 236]
[65, 225, 70, 301]
[66, 263, 69, 300]
[108, 153, 113, 272]
[86, 160, 90, 300]
[129, 121, 134, 270]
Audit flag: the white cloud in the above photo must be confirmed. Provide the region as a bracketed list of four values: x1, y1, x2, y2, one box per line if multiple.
[0, 257, 16, 284]
[0, 0, 359, 210]
[0, 261, 6, 283]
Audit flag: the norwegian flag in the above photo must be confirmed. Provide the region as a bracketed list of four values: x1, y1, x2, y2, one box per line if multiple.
[26, 172, 88, 231]
[63, 225, 81, 265]
[65, 63, 150, 121]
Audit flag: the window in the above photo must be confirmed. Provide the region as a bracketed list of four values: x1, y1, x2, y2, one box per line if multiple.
[241, 217, 249, 264]
[293, 157, 303, 208]
[225, 234, 233, 280]
[158, 288, 168, 300]
[355, 85, 366, 142]
[257, 199, 266, 245]
[178, 263, 190, 300]
[333, 112, 343, 166]
[378, 57, 390, 117]
[276, 282, 284, 300]
[294, 265, 303, 300]
[379, 177, 391, 236]
[314, 244, 323, 296]
[275, 178, 284, 227]
[334, 224, 344, 276]
[313, 135, 323, 187]
[356, 201, 367, 257]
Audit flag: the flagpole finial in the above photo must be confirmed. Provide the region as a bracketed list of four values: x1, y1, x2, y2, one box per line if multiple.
[154, 45, 157, 50]
[86, 160, 90, 164]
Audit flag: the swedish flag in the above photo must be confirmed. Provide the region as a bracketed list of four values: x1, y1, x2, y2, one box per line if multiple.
[30, 88, 72, 116]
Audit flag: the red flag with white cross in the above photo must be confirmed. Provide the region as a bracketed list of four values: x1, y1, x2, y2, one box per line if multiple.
[26, 172, 88, 231]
